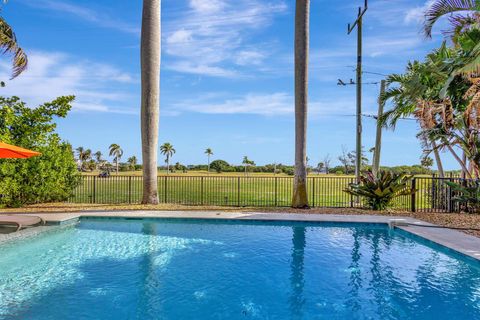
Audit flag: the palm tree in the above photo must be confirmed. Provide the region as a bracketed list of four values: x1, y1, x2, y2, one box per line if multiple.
[94, 151, 103, 163]
[109, 143, 123, 174]
[380, 57, 448, 178]
[140, 0, 161, 204]
[76, 147, 91, 170]
[424, 0, 480, 38]
[127, 156, 138, 171]
[160, 142, 175, 174]
[205, 148, 213, 173]
[242, 156, 250, 176]
[94, 151, 104, 171]
[292, 0, 310, 208]
[0, 1, 28, 78]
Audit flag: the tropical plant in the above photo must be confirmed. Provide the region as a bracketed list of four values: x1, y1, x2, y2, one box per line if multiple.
[109, 143, 123, 174]
[242, 156, 255, 175]
[344, 171, 415, 210]
[292, 0, 310, 208]
[205, 148, 213, 173]
[0, 1, 27, 78]
[445, 179, 480, 212]
[160, 142, 175, 174]
[0, 96, 79, 207]
[140, 0, 161, 204]
[75, 147, 92, 170]
[94, 151, 103, 163]
[424, 0, 480, 38]
[127, 156, 137, 171]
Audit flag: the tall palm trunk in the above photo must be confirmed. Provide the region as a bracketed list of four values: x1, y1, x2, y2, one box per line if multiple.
[166, 156, 169, 174]
[141, 0, 161, 204]
[292, 0, 310, 208]
[207, 156, 210, 174]
[431, 140, 445, 178]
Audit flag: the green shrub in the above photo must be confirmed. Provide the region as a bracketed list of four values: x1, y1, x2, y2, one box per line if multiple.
[0, 96, 80, 207]
[344, 171, 415, 210]
[444, 180, 480, 213]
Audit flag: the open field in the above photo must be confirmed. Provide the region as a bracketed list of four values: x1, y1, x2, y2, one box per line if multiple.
[81, 170, 344, 177]
[66, 175, 447, 211]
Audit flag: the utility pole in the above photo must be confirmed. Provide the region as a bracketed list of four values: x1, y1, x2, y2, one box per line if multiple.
[372, 79, 386, 178]
[348, 0, 368, 182]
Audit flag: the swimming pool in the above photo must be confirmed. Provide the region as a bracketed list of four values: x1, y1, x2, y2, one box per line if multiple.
[0, 218, 479, 319]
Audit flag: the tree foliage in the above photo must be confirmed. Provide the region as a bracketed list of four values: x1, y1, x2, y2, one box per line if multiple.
[0, 96, 79, 207]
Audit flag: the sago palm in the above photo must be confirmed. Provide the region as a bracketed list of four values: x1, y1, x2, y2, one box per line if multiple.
[160, 142, 175, 174]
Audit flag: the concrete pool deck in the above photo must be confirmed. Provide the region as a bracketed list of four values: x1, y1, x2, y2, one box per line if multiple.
[1, 210, 480, 261]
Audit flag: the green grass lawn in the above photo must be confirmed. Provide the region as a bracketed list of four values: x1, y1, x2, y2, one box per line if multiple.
[68, 174, 437, 210]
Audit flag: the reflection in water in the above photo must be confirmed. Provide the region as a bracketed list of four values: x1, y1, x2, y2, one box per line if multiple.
[289, 226, 306, 319]
[138, 223, 162, 318]
[346, 229, 362, 313]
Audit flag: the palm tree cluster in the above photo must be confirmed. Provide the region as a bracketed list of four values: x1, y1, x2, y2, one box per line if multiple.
[381, 2, 480, 179]
[74, 144, 141, 174]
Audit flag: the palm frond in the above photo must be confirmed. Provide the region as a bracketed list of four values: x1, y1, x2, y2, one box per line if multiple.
[424, 0, 478, 37]
[0, 17, 27, 78]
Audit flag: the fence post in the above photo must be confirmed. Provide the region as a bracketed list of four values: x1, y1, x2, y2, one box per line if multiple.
[237, 177, 241, 207]
[164, 176, 168, 203]
[92, 176, 96, 204]
[411, 178, 416, 212]
[350, 177, 354, 207]
[448, 177, 454, 213]
[128, 176, 132, 204]
[201, 176, 204, 205]
[312, 177, 315, 207]
[274, 177, 278, 207]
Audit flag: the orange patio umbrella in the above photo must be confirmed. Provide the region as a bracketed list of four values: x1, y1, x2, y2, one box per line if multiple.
[0, 142, 41, 159]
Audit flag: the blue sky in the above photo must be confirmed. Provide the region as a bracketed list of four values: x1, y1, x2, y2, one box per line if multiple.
[1, 0, 458, 169]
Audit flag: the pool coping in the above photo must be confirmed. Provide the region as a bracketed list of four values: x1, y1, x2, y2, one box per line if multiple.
[1, 210, 480, 261]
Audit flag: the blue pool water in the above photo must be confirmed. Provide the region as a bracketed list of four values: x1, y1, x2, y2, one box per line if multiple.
[0, 218, 479, 320]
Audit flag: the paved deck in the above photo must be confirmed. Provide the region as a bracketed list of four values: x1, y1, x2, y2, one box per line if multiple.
[2, 211, 480, 261]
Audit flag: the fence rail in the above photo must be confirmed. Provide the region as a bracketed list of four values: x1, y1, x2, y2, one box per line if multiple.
[67, 175, 471, 212]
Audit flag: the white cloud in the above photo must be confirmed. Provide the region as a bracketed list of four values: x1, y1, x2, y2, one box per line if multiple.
[0, 51, 137, 114]
[164, 1, 288, 77]
[168, 92, 365, 117]
[404, 0, 435, 24]
[20, 0, 139, 34]
[234, 50, 266, 66]
[189, 0, 226, 14]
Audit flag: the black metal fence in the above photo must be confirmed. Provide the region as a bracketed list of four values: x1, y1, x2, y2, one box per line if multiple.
[67, 175, 471, 212]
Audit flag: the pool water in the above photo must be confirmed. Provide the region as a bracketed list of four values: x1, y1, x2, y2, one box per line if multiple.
[0, 218, 479, 320]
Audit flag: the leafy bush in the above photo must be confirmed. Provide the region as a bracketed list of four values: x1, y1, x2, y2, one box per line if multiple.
[0, 96, 80, 207]
[344, 171, 415, 210]
[210, 160, 231, 173]
[444, 180, 480, 213]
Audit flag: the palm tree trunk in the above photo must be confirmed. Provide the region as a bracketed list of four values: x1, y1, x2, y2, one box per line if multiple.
[431, 140, 445, 178]
[141, 0, 161, 204]
[461, 151, 467, 179]
[292, 0, 310, 208]
[166, 156, 169, 174]
[446, 144, 472, 179]
[207, 156, 210, 174]
[116, 159, 119, 175]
